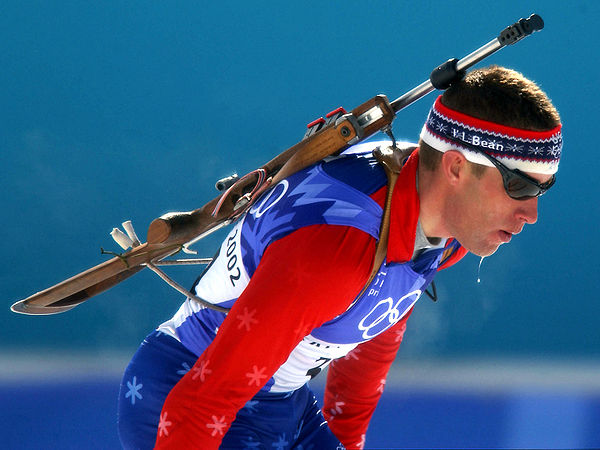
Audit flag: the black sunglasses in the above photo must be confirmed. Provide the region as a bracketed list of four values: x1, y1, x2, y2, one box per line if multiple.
[445, 137, 556, 200]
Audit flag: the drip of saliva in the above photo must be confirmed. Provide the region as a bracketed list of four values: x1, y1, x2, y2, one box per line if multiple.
[477, 256, 485, 283]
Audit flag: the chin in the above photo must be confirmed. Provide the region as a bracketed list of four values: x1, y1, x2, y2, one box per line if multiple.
[465, 242, 502, 257]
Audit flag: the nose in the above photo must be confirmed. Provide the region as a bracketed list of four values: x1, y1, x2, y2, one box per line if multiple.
[516, 196, 539, 225]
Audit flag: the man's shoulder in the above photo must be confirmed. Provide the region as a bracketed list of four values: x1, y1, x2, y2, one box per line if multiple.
[320, 140, 404, 196]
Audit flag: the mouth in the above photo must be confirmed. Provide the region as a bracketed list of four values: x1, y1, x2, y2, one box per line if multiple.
[498, 230, 513, 243]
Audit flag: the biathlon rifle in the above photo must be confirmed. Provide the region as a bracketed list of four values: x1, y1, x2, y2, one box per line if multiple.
[11, 14, 544, 315]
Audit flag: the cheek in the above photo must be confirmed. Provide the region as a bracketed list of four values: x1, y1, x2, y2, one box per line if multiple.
[466, 173, 509, 222]
[468, 196, 504, 229]
[452, 180, 501, 233]
[459, 181, 488, 220]
[443, 170, 508, 240]
[445, 191, 479, 237]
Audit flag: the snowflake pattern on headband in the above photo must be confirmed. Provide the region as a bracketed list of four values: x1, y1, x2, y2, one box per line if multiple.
[426, 108, 562, 162]
[420, 97, 563, 175]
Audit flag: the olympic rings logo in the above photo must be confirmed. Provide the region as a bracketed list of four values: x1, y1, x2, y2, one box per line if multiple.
[249, 180, 289, 218]
[358, 290, 421, 339]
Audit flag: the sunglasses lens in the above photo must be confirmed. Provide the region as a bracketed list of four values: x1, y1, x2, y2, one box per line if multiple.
[506, 176, 540, 198]
[505, 173, 555, 199]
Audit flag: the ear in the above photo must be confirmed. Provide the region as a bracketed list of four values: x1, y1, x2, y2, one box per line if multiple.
[440, 150, 468, 186]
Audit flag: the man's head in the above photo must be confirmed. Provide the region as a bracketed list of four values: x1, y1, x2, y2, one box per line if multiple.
[417, 65, 562, 256]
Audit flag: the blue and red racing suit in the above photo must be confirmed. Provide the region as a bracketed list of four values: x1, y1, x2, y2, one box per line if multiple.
[118, 141, 467, 449]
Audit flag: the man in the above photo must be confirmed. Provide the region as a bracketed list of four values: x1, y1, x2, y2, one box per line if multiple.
[118, 65, 562, 449]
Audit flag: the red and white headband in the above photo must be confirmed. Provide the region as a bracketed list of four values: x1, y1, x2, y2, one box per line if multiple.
[420, 96, 562, 174]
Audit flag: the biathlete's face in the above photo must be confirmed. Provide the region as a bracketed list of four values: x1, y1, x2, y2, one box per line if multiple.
[446, 159, 552, 257]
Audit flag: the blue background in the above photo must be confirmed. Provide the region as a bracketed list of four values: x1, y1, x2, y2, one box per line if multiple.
[2, 1, 599, 448]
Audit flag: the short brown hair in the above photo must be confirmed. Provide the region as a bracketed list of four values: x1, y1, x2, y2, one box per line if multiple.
[419, 65, 561, 175]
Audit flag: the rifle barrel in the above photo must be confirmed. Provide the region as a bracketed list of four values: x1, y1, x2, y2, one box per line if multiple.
[390, 14, 543, 114]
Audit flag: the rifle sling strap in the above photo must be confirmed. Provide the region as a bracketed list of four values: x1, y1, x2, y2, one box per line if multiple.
[351, 144, 415, 302]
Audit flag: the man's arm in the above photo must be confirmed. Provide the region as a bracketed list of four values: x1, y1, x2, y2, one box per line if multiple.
[323, 310, 412, 449]
[154, 224, 376, 449]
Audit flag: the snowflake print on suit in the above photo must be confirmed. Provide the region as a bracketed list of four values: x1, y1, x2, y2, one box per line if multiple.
[243, 400, 259, 414]
[245, 365, 268, 387]
[191, 359, 212, 382]
[125, 376, 143, 405]
[272, 433, 289, 450]
[241, 436, 261, 449]
[176, 361, 191, 376]
[158, 412, 172, 437]
[237, 307, 259, 331]
[206, 415, 228, 437]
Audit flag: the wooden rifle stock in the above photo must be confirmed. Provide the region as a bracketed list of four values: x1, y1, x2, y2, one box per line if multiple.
[12, 95, 395, 315]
